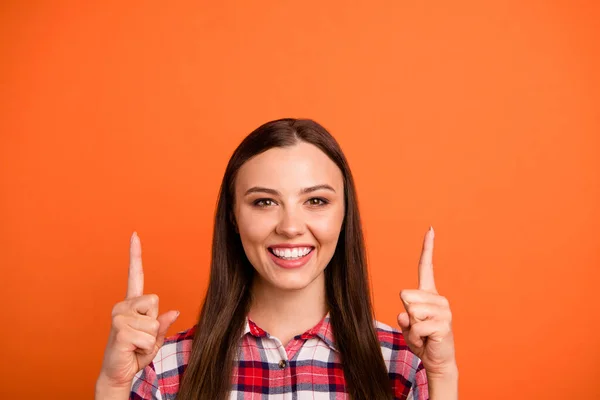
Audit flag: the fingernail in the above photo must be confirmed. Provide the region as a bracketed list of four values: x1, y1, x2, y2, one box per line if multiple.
[175, 311, 180, 318]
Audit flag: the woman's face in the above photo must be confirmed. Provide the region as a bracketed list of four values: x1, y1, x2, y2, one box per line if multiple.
[233, 141, 345, 292]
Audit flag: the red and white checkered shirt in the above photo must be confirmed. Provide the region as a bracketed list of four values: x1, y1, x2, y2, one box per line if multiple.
[130, 314, 429, 399]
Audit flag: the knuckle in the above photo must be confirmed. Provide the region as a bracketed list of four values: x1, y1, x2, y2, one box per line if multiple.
[112, 314, 126, 329]
[115, 327, 130, 344]
[147, 335, 157, 348]
[147, 294, 159, 306]
[138, 347, 153, 356]
[111, 302, 125, 318]
[438, 296, 450, 307]
[141, 334, 157, 350]
[409, 333, 422, 347]
[149, 319, 160, 335]
[438, 321, 451, 336]
[442, 326, 451, 337]
[414, 310, 427, 321]
[410, 303, 425, 315]
[400, 290, 412, 303]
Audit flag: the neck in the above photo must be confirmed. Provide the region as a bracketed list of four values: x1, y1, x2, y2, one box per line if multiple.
[248, 272, 328, 345]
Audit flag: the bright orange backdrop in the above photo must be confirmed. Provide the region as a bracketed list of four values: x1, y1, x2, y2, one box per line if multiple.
[1, 1, 599, 399]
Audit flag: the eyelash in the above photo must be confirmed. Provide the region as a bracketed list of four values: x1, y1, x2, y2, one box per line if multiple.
[253, 197, 330, 208]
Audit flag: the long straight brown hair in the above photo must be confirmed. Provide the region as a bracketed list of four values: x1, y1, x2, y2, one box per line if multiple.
[176, 118, 393, 399]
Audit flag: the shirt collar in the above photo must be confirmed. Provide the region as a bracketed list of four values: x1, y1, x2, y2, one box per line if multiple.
[243, 312, 338, 352]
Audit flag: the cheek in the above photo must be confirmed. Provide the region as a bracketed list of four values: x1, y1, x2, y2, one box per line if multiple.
[237, 209, 277, 245]
[310, 208, 344, 246]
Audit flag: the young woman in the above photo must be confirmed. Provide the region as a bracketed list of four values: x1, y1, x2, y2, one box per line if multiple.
[96, 119, 457, 400]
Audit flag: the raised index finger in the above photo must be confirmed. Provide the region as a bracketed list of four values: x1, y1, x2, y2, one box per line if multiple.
[126, 232, 144, 299]
[418, 227, 437, 293]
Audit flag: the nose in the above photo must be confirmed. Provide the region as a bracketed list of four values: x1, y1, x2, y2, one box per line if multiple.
[275, 207, 305, 238]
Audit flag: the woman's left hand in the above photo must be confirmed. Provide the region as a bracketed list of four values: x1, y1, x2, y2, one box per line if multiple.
[398, 227, 457, 378]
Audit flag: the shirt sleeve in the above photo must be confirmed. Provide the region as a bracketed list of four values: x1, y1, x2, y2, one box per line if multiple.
[130, 361, 163, 400]
[405, 360, 429, 400]
[375, 321, 430, 400]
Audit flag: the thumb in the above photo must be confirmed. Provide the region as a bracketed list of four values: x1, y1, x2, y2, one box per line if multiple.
[397, 312, 410, 334]
[155, 310, 180, 348]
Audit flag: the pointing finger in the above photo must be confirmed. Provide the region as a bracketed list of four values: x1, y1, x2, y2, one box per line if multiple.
[400, 290, 449, 307]
[418, 227, 437, 293]
[126, 232, 144, 299]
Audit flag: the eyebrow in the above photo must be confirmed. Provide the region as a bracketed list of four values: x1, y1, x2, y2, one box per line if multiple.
[244, 184, 336, 196]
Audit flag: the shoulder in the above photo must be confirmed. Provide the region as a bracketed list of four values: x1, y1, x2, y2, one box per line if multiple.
[374, 320, 429, 400]
[374, 320, 420, 369]
[131, 326, 196, 400]
[154, 325, 196, 375]
[374, 320, 408, 352]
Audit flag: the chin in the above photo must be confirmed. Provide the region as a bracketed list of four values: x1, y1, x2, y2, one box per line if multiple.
[269, 276, 315, 291]
[259, 267, 326, 292]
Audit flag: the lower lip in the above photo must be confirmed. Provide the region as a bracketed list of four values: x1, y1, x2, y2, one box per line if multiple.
[268, 249, 315, 269]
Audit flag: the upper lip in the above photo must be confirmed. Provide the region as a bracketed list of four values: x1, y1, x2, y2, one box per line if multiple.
[268, 243, 315, 249]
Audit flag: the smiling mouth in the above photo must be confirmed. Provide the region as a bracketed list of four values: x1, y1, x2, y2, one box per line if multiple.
[268, 247, 315, 260]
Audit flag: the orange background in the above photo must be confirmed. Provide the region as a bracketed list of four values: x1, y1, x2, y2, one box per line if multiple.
[1, 1, 599, 399]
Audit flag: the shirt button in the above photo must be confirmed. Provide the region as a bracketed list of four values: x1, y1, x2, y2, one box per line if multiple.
[278, 359, 287, 369]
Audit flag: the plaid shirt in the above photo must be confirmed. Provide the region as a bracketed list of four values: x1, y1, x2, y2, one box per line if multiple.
[130, 314, 429, 399]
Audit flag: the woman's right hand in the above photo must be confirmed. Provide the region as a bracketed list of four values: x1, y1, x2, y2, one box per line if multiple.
[96, 232, 180, 396]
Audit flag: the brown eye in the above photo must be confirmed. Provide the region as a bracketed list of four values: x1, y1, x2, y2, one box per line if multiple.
[307, 198, 328, 206]
[254, 199, 275, 207]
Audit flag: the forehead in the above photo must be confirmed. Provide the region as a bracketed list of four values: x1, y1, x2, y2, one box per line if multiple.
[235, 142, 344, 192]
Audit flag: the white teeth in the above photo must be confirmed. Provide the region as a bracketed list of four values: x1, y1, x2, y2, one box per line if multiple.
[271, 247, 312, 260]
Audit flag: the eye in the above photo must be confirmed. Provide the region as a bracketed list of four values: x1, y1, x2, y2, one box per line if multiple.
[253, 198, 276, 207]
[306, 197, 329, 206]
